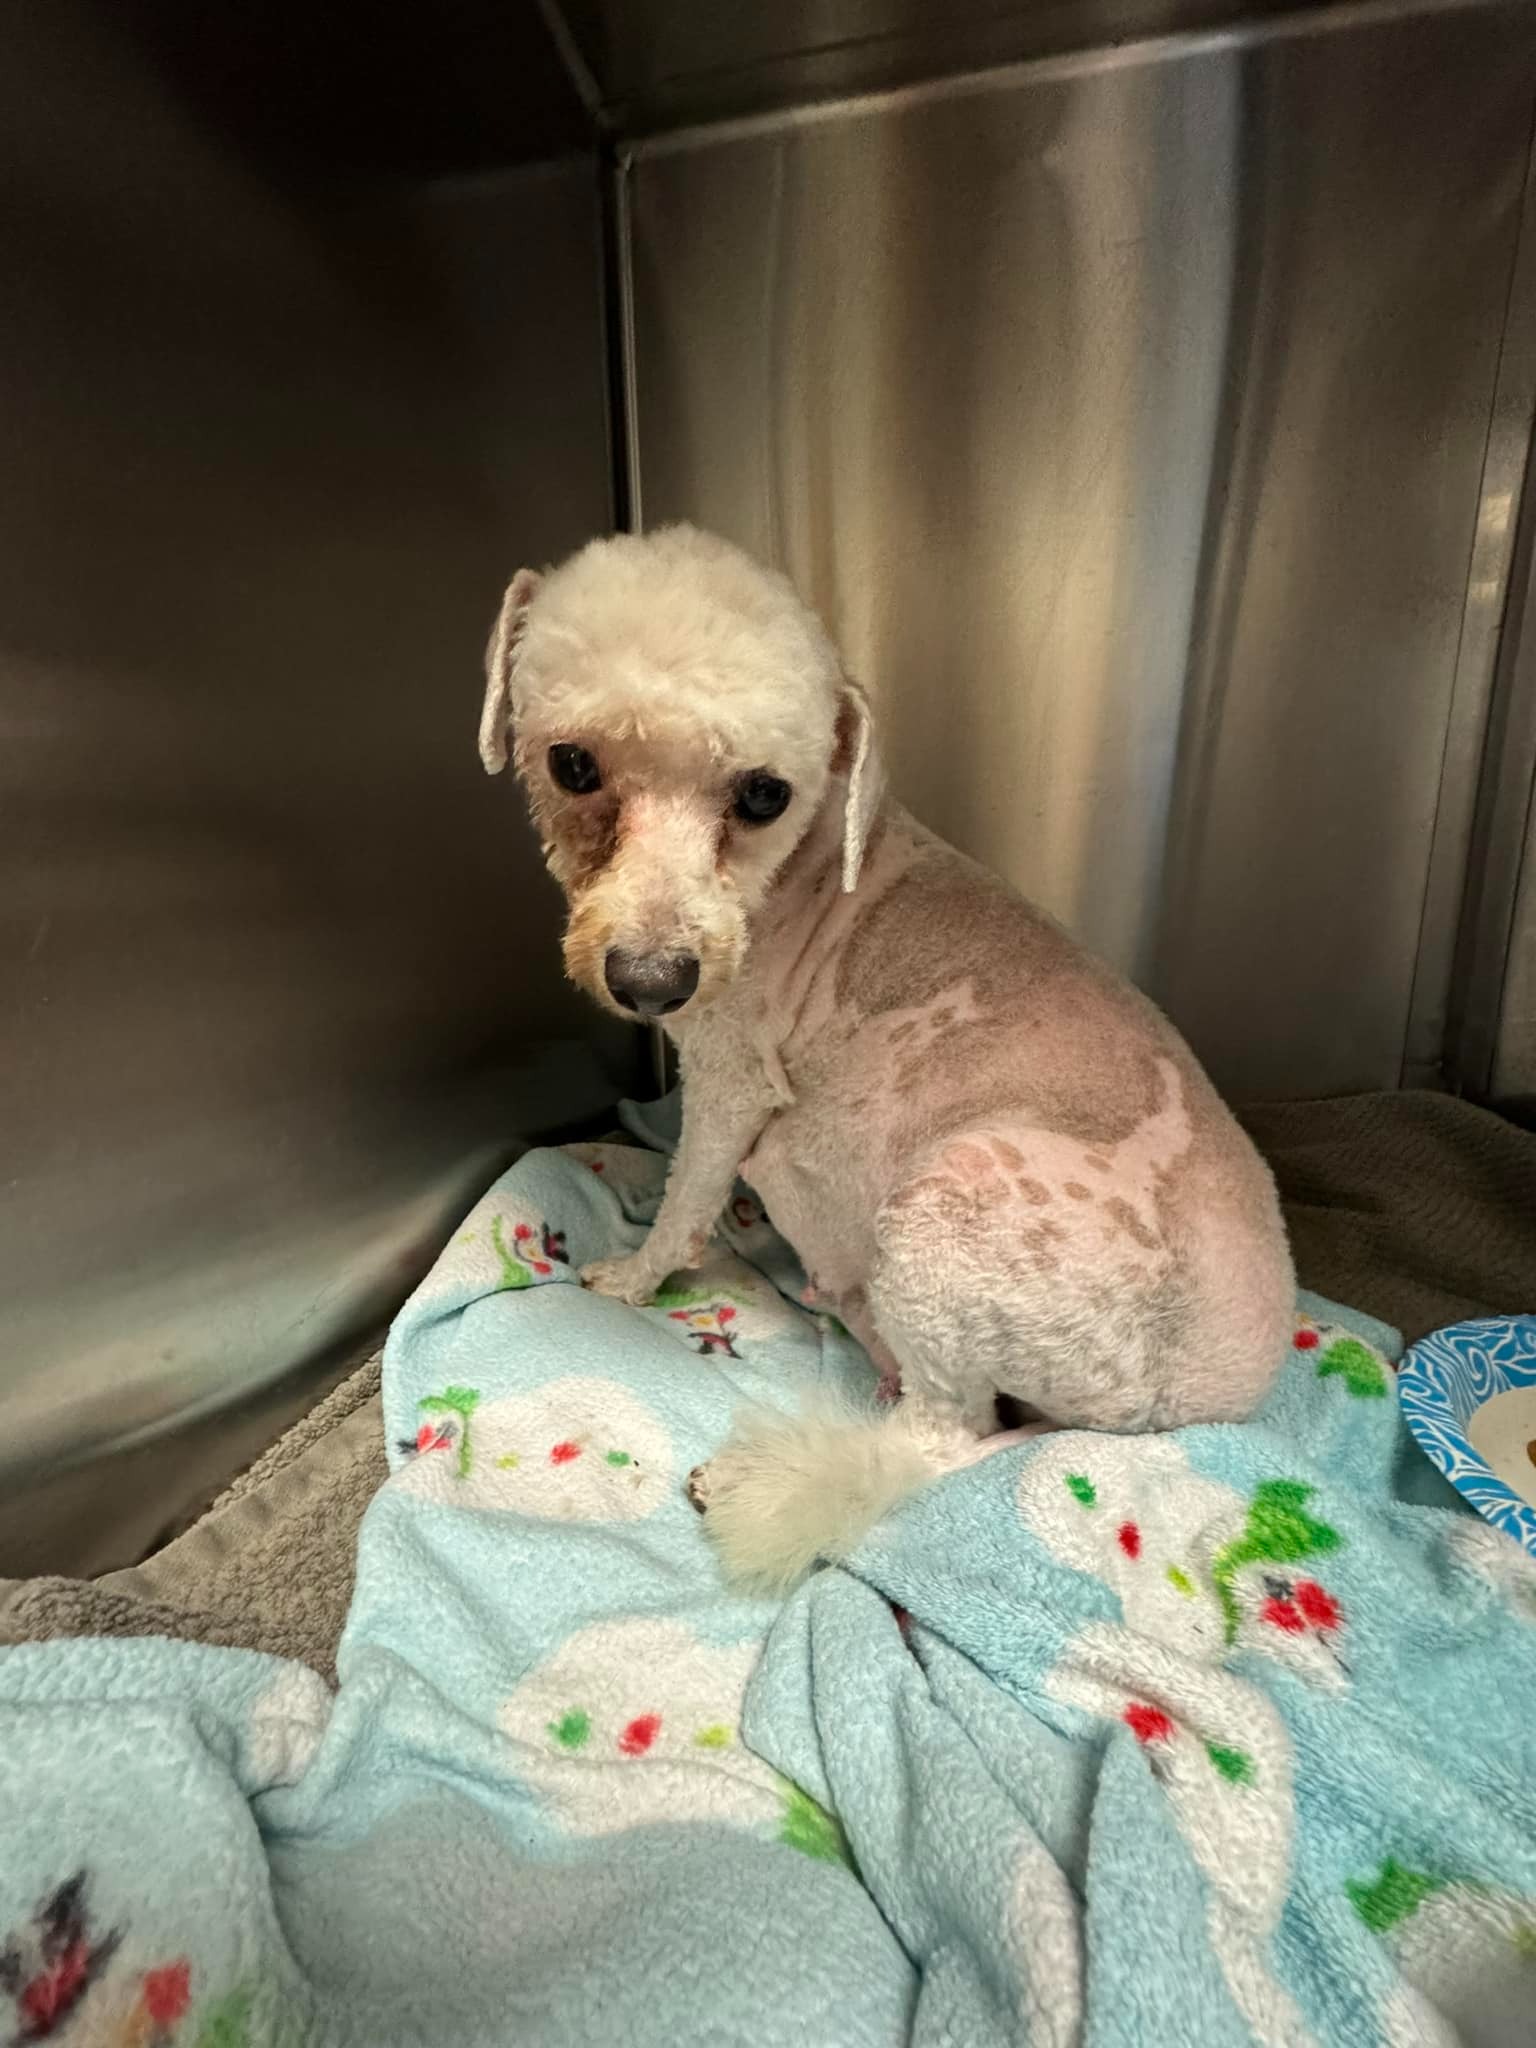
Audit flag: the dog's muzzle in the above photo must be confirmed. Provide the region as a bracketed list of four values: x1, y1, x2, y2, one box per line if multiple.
[604, 948, 700, 1018]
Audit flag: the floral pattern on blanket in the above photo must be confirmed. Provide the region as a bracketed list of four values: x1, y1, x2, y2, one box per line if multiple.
[499, 1616, 848, 1865]
[397, 1378, 675, 1518]
[0, 1872, 254, 2047]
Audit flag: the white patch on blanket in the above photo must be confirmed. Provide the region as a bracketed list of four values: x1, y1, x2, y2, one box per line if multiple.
[1024, 1437, 1314, 2047]
[1018, 1433, 1237, 1662]
[1443, 1516, 1536, 1624]
[1389, 1881, 1536, 2048]
[1020, 1430, 1353, 1693]
[397, 1378, 673, 1520]
[247, 1663, 332, 1787]
[1376, 1980, 1463, 2048]
[1002, 1826, 1084, 2048]
[564, 1141, 666, 1223]
[646, 1243, 806, 1352]
[498, 1616, 783, 1837]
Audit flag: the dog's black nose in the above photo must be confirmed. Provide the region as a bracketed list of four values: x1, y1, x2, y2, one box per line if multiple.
[604, 949, 700, 1017]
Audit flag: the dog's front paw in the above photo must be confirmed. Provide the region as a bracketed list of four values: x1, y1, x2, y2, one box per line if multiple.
[580, 1255, 659, 1306]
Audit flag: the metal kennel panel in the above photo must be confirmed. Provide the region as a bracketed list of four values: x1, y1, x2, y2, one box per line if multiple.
[0, 2, 628, 1570]
[620, 0, 1536, 1100]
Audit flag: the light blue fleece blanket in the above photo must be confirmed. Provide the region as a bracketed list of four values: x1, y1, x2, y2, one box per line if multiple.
[2, 1115, 1534, 2048]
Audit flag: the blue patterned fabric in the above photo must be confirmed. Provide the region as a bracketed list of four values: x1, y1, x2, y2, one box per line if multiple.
[2, 1130, 1533, 2047]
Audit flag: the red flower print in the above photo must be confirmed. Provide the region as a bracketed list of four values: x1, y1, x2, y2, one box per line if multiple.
[549, 1441, 583, 1464]
[1259, 1573, 1342, 1638]
[618, 1713, 662, 1756]
[1293, 1328, 1319, 1351]
[1117, 1521, 1141, 1560]
[20, 1943, 89, 2032]
[142, 1960, 192, 2026]
[1294, 1579, 1341, 1631]
[1123, 1702, 1174, 1744]
[492, 1214, 567, 1289]
[1260, 1595, 1306, 1633]
[1, 1872, 121, 2042]
[668, 1306, 742, 1359]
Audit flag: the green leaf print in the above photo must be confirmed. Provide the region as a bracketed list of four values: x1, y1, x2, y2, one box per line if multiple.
[420, 1386, 481, 1480]
[1211, 1479, 1341, 1643]
[779, 1783, 854, 1869]
[195, 1988, 254, 2048]
[652, 1279, 755, 1310]
[1206, 1743, 1256, 1787]
[1317, 1336, 1388, 1399]
[490, 1213, 534, 1289]
[1347, 1858, 1446, 1935]
[549, 1709, 591, 1751]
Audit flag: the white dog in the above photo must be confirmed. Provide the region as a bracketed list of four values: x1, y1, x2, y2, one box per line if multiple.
[480, 526, 1294, 1589]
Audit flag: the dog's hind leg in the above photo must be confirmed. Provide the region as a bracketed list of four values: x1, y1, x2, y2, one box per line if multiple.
[692, 1151, 1081, 1591]
[691, 1185, 1009, 1591]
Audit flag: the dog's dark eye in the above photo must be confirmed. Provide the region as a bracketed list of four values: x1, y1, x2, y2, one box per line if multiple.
[733, 771, 792, 825]
[549, 744, 602, 795]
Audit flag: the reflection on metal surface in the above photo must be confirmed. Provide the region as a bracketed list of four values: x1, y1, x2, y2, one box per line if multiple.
[1408, 123, 1536, 1091]
[1450, 449, 1536, 1105]
[558, 0, 1376, 134]
[1498, 805, 1536, 1105]
[628, 1, 1536, 1097]
[0, 6, 630, 1569]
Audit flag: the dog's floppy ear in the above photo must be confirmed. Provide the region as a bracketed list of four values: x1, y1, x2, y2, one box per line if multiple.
[834, 680, 884, 893]
[478, 567, 542, 774]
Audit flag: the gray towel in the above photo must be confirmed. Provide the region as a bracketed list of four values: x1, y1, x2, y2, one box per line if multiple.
[0, 1353, 383, 1681]
[1241, 1089, 1536, 1340]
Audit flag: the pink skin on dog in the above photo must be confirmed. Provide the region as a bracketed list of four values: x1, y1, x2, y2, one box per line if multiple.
[480, 527, 1294, 1586]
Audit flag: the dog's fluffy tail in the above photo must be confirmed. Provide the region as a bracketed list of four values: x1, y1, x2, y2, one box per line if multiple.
[696, 1396, 975, 1595]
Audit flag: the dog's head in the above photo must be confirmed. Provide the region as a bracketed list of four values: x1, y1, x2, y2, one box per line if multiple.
[478, 526, 882, 1021]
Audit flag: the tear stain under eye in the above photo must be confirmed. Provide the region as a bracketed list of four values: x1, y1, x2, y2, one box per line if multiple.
[553, 792, 620, 886]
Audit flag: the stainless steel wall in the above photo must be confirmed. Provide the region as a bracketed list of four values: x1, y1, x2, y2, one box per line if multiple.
[624, 0, 1536, 1100]
[1456, 454, 1536, 1111]
[1503, 813, 1536, 1107]
[0, 5, 630, 1572]
[559, 0, 1360, 133]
